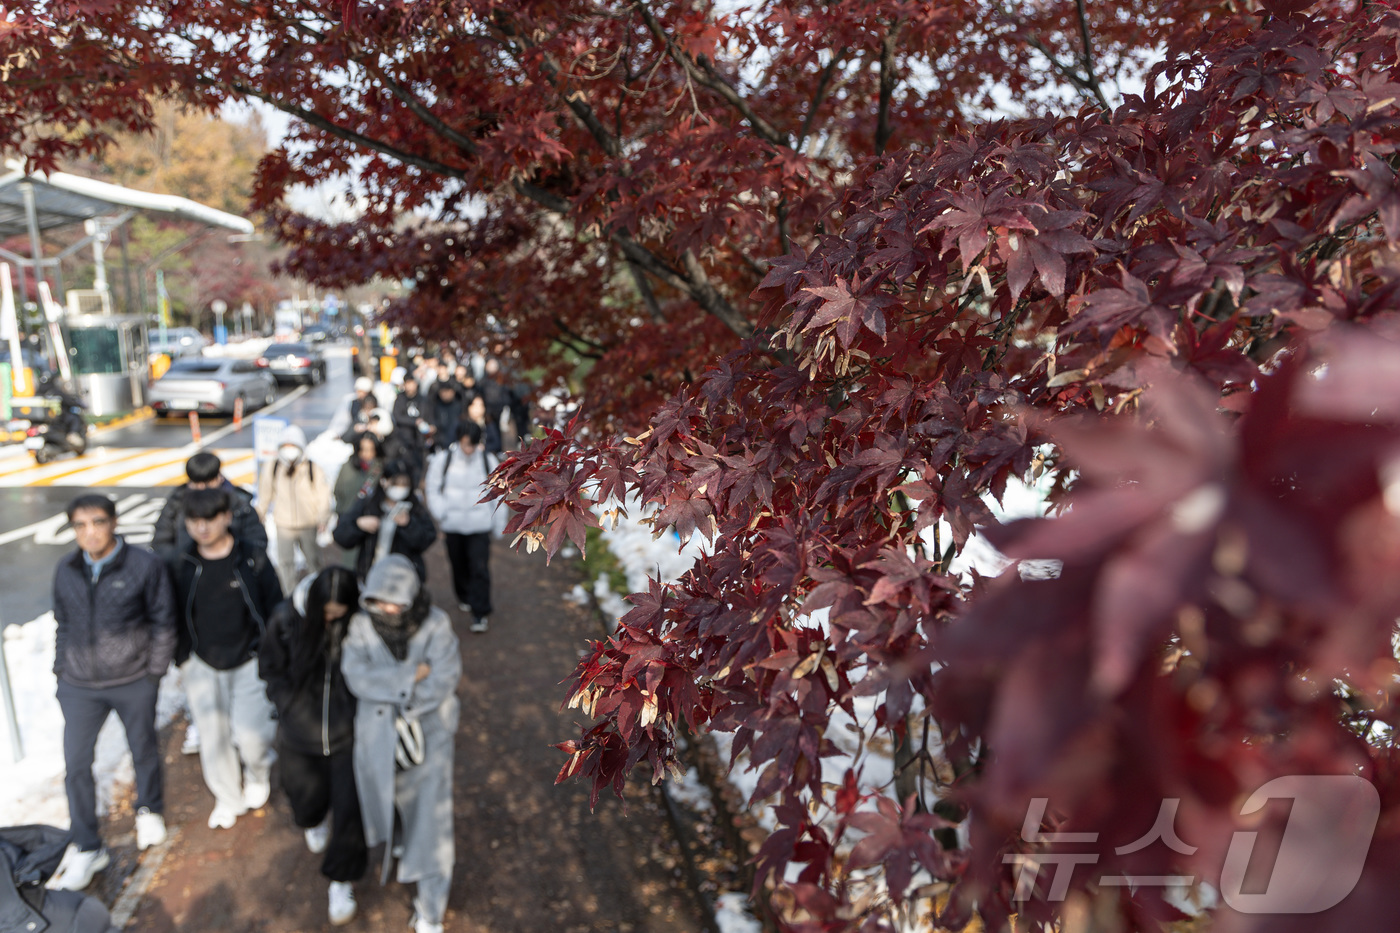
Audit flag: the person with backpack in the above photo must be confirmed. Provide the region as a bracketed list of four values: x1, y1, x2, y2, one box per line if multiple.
[259, 568, 367, 926]
[173, 488, 283, 830]
[425, 421, 500, 634]
[153, 451, 268, 565]
[256, 424, 331, 595]
[332, 460, 437, 582]
[340, 555, 460, 933]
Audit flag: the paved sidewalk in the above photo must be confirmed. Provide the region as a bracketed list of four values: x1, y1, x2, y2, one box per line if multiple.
[126, 540, 704, 932]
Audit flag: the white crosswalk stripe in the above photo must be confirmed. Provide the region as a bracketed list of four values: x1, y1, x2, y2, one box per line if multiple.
[0, 447, 256, 488]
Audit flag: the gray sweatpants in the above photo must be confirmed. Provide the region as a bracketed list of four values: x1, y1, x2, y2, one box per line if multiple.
[414, 873, 451, 926]
[275, 524, 321, 596]
[181, 655, 276, 812]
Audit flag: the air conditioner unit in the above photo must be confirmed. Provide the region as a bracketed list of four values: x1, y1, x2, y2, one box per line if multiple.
[65, 289, 112, 317]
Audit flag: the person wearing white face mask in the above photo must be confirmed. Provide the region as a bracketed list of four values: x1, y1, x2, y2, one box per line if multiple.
[332, 460, 438, 582]
[257, 425, 332, 595]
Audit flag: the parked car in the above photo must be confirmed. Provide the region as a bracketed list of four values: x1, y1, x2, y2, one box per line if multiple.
[149, 357, 277, 418]
[299, 324, 333, 344]
[148, 327, 209, 360]
[257, 342, 328, 386]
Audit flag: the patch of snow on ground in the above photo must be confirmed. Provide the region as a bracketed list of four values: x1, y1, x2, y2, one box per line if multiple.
[714, 892, 763, 933]
[0, 614, 186, 829]
[666, 766, 715, 814]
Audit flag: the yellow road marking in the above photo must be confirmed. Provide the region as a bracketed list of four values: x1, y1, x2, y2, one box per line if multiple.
[29, 448, 168, 487]
[90, 451, 205, 487]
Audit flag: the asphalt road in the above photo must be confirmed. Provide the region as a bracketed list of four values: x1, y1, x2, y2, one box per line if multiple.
[0, 346, 359, 627]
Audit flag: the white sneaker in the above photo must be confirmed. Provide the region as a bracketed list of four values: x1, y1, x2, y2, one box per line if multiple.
[243, 779, 271, 810]
[180, 722, 201, 755]
[208, 802, 243, 830]
[45, 845, 109, 890]
[328, 881, 357, 926]
[411, 915, 444, 933]
[135, 808, 167, 850]
[470, 615, 489, 633]
[305, 819, 330, 855]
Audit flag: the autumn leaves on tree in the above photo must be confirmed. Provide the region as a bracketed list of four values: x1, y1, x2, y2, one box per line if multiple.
[8, 0, 1400, 929]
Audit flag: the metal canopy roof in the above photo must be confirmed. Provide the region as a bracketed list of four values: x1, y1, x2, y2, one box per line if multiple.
[0, 160, 254, 239]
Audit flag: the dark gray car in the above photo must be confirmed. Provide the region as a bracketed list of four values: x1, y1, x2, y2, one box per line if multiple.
[257, 342, 328, 386]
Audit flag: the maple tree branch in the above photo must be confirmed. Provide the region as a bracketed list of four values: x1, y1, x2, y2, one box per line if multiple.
[1073, 0, 1111, 112]
[216, 79, 471, 180]
[797, 50, 845, 153]
[357, 56, 482, 157]
[489, 14, 623, 158]
[626, 257, 668, 323]
[1023, 35, 1110, 112]
[631, 0, 788, 148]
[512, 178, 748, 335]
[875, 20, 903, 156]
[552, 317, 609, 358]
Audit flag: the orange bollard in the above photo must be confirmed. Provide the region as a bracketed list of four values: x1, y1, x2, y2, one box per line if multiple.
[189, 411, 201, 444]
[233, 396, 244, 430]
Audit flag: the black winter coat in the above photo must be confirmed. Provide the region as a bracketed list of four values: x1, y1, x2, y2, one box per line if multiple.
[151, 480, 267, 565]
[259, 599, 356, 757]
[52, 539, 177, 689]
[332, 493, 437, 581]
[0, 825, 117, 933]
[172, 537, 284, 666]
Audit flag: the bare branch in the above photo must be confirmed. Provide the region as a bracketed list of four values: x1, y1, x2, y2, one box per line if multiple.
[217, 79, 471, 179]
[1073, 0, 1111, 112]
[797, 50, 845, 152]
[626, 257, 667, 323]
[631, 0, 788, 147]
[875, 21, 902, 156]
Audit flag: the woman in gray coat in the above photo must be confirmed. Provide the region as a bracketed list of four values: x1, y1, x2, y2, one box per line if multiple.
[340, 555, 461, 933]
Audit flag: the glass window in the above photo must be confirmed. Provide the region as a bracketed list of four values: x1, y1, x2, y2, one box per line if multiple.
[67, 327, 123, 375]
[166, 359, 223, 375]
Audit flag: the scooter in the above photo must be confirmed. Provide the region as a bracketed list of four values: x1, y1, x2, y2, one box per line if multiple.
[18, 380, 88, 464]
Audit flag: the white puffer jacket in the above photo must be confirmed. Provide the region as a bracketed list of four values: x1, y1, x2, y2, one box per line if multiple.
[425, 444, 500, 535]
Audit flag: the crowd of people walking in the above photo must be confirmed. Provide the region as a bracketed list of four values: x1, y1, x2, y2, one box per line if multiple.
[23, 349, 529, 933]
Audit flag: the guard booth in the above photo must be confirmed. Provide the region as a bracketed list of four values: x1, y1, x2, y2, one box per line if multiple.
[64, 313, 150, 416]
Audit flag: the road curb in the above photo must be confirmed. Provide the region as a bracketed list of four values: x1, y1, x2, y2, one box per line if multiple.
[91, 407, 154, 435]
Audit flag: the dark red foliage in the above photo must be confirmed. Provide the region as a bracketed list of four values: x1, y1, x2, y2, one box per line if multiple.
[487, 3, 1400, 929]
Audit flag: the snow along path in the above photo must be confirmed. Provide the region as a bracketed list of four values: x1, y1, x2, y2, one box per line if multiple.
[0, 612, 187, 829]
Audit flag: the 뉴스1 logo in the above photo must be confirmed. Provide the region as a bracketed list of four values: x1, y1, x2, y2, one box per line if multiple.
[1007, 774, 1380, 914]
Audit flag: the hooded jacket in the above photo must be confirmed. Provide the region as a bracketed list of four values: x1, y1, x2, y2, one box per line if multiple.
[425, 444, 500, 536]
[256, 426, 331, 530]
[258, 576, 357, 757]
[151, 479, 268, 565]
[0, 825, 117, 933]
[340, 556, 460, 886]
[172, 537, 283, 667]
[52, 538, 177, 689]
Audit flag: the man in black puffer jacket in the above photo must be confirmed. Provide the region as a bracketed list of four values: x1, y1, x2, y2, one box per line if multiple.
[50, 494, 177, 891]
[0, 825, 118, 933]
[152, 451, 267, 566]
